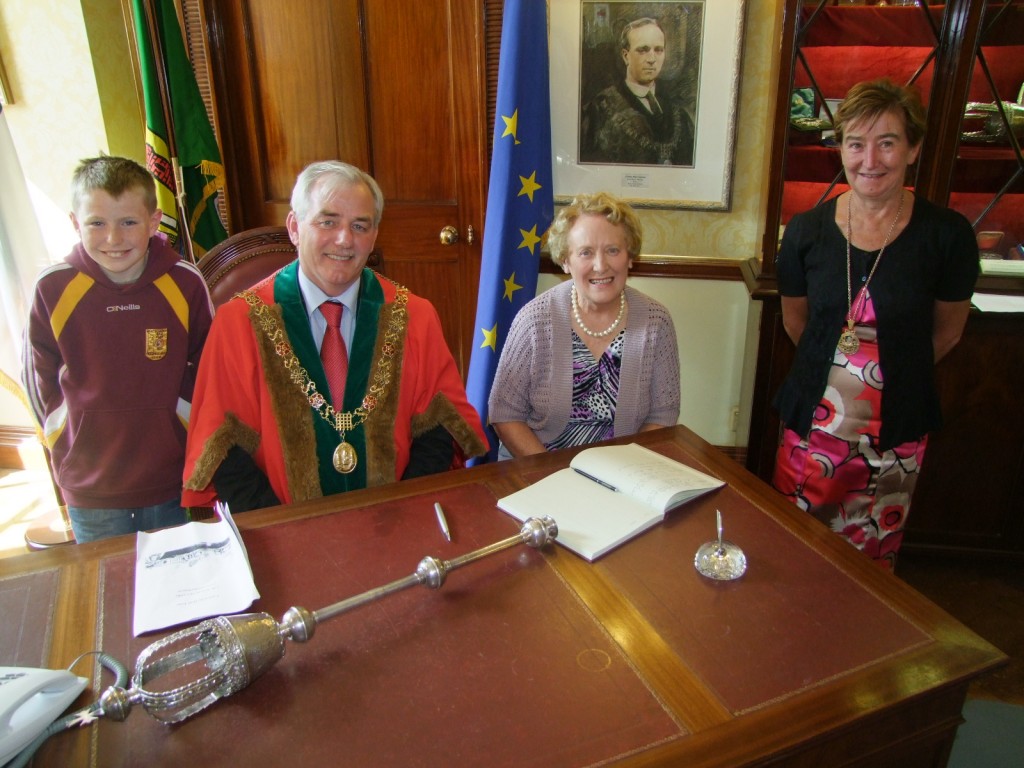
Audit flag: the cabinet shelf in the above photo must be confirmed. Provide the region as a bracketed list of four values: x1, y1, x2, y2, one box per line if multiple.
[800, 6, 944, 49]
[785, 143, 1023, 192]
[785, 1, 1024, 236]
[800, 4, 1023, 49]
[796, 5, 1023, 103]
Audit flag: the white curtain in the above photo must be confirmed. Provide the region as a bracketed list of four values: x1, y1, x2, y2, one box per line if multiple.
[0, 103, 48, 407]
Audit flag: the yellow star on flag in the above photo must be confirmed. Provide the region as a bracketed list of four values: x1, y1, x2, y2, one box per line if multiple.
[501, 109, 520, 145]
[518, 225, 542, 255]
[503, 272, 523, 301]
[480, 324, 498, 351]
[518, 171, 542, 202]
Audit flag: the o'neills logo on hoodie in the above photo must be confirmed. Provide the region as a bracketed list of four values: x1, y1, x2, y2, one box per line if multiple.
[146, 329, 168, 360]
[107, 304, 141, 312]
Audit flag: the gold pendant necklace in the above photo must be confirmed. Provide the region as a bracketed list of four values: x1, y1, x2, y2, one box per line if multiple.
[333, 437, 357, 474]
[840, 191, 905, 356]
[241, 277, 409, 474]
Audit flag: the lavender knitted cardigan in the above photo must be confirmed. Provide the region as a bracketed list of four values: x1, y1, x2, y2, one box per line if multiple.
[488, 280, 680, 446]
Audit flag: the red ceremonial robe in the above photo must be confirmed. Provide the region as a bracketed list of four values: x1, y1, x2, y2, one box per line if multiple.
[182, 263, 486, 507]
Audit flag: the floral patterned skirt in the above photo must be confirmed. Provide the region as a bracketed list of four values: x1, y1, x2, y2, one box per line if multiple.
[772, 302, 928, 571]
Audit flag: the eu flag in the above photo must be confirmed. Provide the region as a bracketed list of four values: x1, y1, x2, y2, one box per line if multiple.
[465, 0, 554, 461]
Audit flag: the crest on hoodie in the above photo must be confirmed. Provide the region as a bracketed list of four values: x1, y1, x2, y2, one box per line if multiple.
[146, 328, 168, 360]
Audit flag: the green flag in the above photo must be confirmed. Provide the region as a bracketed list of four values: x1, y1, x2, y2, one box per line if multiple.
[132, 0, 228, 258]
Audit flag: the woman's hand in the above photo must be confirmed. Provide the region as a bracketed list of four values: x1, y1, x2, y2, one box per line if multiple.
[933, 298, 972, 363]
[639, 422, 670, 432]
[781, 296, 809, 345]
[492, 421, 548, 458]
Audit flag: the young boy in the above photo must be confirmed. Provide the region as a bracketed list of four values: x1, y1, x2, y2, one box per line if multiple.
[22, 155, 214, 543]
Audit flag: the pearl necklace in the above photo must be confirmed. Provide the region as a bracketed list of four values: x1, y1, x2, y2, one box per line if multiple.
[571, 285, 626, 338]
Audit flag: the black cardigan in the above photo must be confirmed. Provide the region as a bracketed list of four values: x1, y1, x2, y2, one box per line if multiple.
[773, 195, 979, 449]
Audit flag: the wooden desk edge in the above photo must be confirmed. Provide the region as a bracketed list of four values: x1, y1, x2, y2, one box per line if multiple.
[3, 425, 1007, 768]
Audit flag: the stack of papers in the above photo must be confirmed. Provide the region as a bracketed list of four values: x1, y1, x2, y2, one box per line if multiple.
[979, 259, 1024, 277]
[973, 292, 1024, 313]
[133, 506, 259, 636]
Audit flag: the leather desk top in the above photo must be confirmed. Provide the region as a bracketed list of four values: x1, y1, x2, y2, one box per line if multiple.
[0, 426, 1007, 767]
[0, 567, 58, 667]
[94, 482, 682, 767]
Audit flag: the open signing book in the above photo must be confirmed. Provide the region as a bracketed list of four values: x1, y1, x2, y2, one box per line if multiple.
[498, 443, 725, 561]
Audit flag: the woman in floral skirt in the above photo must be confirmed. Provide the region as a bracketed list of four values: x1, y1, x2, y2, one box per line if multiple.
[771, 79, 979, 570]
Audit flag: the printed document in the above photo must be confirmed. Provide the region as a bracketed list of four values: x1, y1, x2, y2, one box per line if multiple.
[133, 507, 259, 635]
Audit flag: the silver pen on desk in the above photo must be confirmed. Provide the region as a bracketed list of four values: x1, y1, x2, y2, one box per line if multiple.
[434, 502, 452, 541]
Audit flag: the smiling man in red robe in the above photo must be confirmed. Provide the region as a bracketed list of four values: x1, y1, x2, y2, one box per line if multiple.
[183, 161, 487, 511]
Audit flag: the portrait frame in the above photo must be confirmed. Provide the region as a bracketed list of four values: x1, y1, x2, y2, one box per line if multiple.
[550, 0, 746, 211]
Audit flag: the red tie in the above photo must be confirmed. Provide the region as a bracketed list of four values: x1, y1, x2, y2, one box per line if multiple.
[320, 301, 348, 409]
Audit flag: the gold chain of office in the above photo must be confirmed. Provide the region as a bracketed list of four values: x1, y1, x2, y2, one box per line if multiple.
[239, 281, 409, 473]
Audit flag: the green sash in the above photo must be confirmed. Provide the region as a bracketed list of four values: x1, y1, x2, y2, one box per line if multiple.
[273, 264, 384, 494]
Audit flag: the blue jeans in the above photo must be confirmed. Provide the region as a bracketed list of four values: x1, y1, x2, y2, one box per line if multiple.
[67, 498, 188, 543]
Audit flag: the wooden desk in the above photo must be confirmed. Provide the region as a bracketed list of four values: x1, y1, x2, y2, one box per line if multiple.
[0, 426, 1006, 767]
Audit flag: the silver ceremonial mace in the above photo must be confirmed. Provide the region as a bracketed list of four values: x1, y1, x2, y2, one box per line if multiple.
[98, 515, 557, 724]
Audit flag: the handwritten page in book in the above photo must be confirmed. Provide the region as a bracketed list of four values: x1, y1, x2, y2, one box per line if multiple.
[133, 510, 260, 636]
[497, 469, 663, 561]
[571, 444, 724, 512]
[498, 444, 725, 561]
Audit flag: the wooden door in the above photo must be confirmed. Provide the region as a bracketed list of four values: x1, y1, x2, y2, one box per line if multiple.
[203, 0, 487, 373]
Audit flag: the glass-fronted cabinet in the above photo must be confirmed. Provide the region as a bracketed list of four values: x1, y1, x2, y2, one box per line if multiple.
[746, 0, 1024, 556]
[941, 2, 1024, 264]
[761, 0, 1024, 272]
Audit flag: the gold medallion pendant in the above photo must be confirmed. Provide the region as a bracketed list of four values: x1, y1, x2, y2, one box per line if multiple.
[838, 326, 860, 356]
[333, 441, 358, 474]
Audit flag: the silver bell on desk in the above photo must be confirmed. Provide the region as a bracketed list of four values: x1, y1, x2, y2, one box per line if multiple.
[694, 509, 747, 581]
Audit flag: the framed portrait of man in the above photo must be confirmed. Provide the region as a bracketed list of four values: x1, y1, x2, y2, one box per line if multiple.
[578, 4, 702, 168]
[550, 0, 746, 210]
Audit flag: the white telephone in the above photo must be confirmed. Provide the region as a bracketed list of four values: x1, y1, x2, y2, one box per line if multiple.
[0, 666, 88, 765]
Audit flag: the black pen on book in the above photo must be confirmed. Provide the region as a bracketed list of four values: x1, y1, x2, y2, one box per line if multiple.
[573, 467, 618, 492]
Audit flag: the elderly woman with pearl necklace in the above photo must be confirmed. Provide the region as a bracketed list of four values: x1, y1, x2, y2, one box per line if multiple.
[488, 192, 680, 459]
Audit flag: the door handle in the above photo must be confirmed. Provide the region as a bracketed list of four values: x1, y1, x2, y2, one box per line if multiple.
[439, 225, 459, 246]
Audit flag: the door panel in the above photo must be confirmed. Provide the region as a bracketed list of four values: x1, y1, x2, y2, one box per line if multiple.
[207, 0, 370, 227]
[248, 1, 370, 204]
[363, 1, 456, 201]
[204, 0, 485, 372]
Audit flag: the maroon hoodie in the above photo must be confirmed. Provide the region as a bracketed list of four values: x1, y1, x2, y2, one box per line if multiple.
[22, 236, 214, 507]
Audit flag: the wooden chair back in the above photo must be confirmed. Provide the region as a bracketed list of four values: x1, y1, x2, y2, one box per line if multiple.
[195, 226, 297, 308]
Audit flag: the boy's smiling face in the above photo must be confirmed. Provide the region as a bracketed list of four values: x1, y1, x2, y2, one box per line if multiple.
[71, 187, 161, 284]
